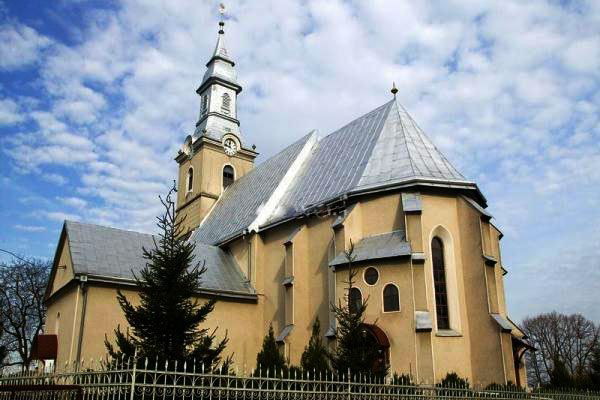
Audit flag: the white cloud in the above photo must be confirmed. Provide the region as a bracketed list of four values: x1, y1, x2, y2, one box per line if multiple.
[0, 22, 51, 70]
[57, 196, 88, 209]
[41, 173, 68, 185]
[563, 36, 600, 73]
[39, 211, 81, 223]
[14, 224, 47, 232]
[0, 98, 24, 125]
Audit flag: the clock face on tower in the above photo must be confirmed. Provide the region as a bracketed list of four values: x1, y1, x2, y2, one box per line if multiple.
[223, 138, 238, 156]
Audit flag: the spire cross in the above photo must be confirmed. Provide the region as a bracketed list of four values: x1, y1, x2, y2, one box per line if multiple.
[218, 3, 226, 34]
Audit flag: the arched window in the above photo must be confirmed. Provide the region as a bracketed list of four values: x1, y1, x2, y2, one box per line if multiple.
[223, 165, 235, 189]
[383, 284, 400, 312]
[221, 93, 231, 115]
[432, 237, 450, 330]
[348, 287, 362, 314]
[187, 167, 194, 192]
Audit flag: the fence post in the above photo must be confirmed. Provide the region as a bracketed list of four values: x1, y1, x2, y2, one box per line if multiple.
[347, 369, 351, 400]
[129, 348, 138, 400]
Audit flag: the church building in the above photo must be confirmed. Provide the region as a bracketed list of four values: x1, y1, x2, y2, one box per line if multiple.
[43, 20, 532, 386]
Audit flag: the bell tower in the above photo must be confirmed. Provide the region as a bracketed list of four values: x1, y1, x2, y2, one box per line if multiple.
[175, 15, 258, 235]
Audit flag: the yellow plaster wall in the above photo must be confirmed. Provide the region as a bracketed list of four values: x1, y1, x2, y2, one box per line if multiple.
[419, 194, 472, 381]
[334, 259, 417, 376]
[199, 146, 254, 196]
[359, 194, 405, 237]
[50, 239, 75, 295]
[256, 219, 333, 365]
[45, 287, 81, 370]
[455, 197, 505, 385]
[229, 237, 250, 281]
[176, 143, 255, 233]
[50, 284, 261, 369]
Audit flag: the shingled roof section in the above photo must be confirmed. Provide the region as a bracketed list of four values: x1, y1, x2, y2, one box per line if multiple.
[63, 221, 253, 296]
[192, 133, 314, 245]
[329, 230, 411, 267]
[193, 98, 483, 246]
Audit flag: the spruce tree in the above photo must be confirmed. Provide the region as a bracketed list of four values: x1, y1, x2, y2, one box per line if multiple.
[330, 242, 388, 379]
[589, 345, 600, 389]
[255, 325, 286, 376]
[549, 357, 573, 388]
[105, 185, 229, 370]
[300, 318, 330, 377]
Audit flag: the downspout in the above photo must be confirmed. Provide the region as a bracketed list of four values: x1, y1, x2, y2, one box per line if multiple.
[75, 276, 89, 369]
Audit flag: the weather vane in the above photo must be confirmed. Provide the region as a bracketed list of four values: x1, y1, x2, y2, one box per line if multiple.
[218, 3, 226, 33]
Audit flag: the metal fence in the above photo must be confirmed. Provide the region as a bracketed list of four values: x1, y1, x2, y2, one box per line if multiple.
[1, 359, 599, 400]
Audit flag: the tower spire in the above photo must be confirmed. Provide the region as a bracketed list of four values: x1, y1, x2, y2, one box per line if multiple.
[193, 3, 243, 142]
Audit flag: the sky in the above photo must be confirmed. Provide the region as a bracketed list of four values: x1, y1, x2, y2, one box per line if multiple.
[0, 0, 599, 323]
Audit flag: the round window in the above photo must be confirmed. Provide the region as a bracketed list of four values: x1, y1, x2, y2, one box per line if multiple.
[364, 267, 379, 285]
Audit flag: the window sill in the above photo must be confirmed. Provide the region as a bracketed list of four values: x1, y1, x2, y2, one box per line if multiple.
[436, 329, 462, 337]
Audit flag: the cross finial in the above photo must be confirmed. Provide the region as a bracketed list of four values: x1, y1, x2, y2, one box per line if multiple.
[391, 82, 398, 97]
[218, 3, 226, 34]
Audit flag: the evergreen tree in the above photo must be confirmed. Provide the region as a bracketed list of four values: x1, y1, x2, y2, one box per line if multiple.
[437, 372, 471, 398]
[300, 318, 330, 377]
[255, 325, 286, 376]
[329, 242, 388, 379]
[587, 345, 600, 389]
[549, 356, 573, 388]
[105, 185, 229, 370]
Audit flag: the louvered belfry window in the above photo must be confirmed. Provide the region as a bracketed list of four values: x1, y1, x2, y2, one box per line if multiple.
[187, 168, 194, 192]
[432, 237, 450, 330]
[223, 165, 235, 189]
[221, 93, 231, 115]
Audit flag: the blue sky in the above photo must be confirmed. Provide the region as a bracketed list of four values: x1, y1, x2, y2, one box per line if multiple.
[0, 0, 599, 322]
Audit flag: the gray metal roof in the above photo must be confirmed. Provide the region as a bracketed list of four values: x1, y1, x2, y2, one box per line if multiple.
[329, 230, 411, 267]
[276, 324, 294, 343]
[202, 24, 237, 86]
[64, 221, 253, 295]
[193, 133, 313, 245]
[401, 192, 422, 213]
[491, 313, 514, 333]
[194, 98, 482, 246]
[415, 311, 433, 332]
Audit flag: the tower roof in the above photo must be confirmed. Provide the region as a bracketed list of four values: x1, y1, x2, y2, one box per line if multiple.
[199, 21, 239, 90]
[193, 98, 486, 246]
[209, 22, 234, 66]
